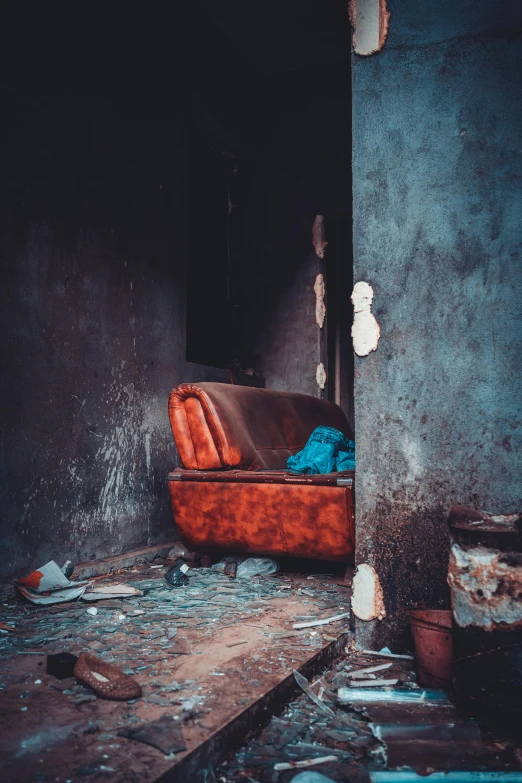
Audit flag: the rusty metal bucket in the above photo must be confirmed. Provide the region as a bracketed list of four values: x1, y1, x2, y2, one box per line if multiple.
[408, 609, 453, 689]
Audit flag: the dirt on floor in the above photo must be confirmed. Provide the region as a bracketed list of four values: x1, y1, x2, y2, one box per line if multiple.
[2, 558, 521, 783]
[0, 558, 352, 783]
[215, 649, 522, 783]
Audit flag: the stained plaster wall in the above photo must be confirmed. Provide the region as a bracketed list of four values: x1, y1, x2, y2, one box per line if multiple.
[0, 90, 228, 582]
[352, 0, 522, 648]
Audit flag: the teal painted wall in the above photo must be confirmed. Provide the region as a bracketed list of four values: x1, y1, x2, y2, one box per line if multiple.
[352, 0, 522, 648]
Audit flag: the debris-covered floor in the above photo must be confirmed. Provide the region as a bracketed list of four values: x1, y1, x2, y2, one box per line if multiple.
[0, 558, 353, 782]
[214, 649, 522, 783]
[2, 557, 522, 783]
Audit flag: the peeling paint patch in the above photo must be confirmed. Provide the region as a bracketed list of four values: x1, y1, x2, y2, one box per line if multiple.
[314, 274, 326, 329]
[312, 215, 328, 259]
[448, 543, 522, 630]
[316, 362, 327, 390]
[349, 0, 390, 56]
[351, 563, 386, 621]
[351, 281, 380, 356]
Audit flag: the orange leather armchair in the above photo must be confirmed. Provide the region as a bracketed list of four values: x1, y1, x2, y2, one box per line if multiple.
[168, 383, 355, 563]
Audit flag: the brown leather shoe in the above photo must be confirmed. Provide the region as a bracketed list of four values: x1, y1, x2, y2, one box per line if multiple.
[74, 652, 142, 700]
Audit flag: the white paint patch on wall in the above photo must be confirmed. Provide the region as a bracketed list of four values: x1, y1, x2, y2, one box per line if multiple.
[349, 0, 390, 56]
[351, 281, 380, 356]
[316, 362, 327, 391]
[312, 215, 328, 259]
[351, 563, 386, 621]
[314, 273, 326, 329]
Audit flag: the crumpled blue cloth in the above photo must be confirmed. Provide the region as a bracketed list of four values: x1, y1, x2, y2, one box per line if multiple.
[287, 426, 355, 475]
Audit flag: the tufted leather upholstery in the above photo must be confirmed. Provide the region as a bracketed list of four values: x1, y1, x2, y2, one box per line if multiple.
[169, 382, 353, 471]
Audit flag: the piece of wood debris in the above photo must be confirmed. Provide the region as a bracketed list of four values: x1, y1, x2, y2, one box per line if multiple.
[293, 611, 350, 630]
[349, 662, 392, 678]
[225, 639, 248, 648]
[361, 650, 414, 660]
[274, 755, 338, 771]
[82, 584, 143, 601]
[350, 678, 398, 687]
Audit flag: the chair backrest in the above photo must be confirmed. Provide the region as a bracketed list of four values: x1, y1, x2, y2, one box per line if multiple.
[168, 382, 353, 470]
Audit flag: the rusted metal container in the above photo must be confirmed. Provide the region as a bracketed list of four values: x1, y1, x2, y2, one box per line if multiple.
[408, 610, 453, 689]
[448, 505, 521, 552]
[447, 505, 522, 716]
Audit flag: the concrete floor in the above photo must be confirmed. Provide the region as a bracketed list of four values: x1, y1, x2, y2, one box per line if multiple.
[0, 559, 352, 783]
[2, 558, 521, 783]
[216, 650, 521, 782]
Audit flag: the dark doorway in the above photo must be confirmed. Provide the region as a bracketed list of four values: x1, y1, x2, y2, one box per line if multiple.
[184, 1, 353, 418]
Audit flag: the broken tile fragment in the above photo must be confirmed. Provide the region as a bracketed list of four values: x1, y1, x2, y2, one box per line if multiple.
[118, 716, 186, 755]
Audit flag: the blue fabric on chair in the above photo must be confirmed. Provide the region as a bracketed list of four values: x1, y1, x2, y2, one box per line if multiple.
[286, 426, 355, 475]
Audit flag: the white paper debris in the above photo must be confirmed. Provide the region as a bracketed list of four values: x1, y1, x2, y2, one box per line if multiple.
[350, 678, 399, 687]
[81, 583, 143, 602]
[274, 755, 338, 771]
[361, 650, 414, 660]
[15, 561, 90, 605]
[350, 663, 392, 679]
[293, 612, 351, 630]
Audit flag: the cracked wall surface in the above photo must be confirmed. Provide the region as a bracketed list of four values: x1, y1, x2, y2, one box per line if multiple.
[352, 0, 522, 649]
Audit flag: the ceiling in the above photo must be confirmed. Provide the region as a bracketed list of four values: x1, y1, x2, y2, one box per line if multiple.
[193, 0, 351, 74]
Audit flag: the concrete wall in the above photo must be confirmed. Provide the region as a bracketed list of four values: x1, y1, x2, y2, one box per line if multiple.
[0, 93, 227, 581]
[352, 0, 522, 648]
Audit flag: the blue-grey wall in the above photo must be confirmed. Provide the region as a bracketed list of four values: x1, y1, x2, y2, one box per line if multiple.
[352, 0, 522, 648]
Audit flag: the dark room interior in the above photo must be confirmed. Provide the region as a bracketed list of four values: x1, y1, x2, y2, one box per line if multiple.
[1, 1, 522, 781]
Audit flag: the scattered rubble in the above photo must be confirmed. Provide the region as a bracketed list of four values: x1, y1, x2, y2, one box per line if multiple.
[216, 649, 519, 782]
[15, 560, 91, 604]
[3, 556, 521, 782]
[0, 559, 352, 782]
[118, 715, 186, 755]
